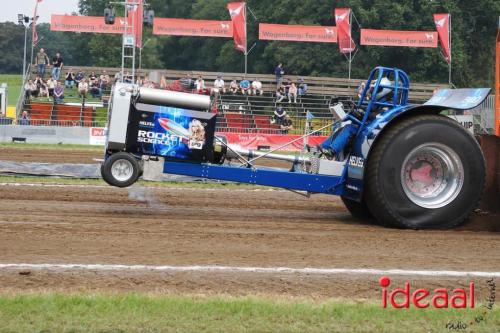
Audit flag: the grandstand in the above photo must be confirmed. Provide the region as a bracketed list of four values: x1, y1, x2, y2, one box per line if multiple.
[19, 66, 448, 134]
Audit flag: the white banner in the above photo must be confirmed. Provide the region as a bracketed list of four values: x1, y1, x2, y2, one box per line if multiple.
[448, 115, 474, 134]
[89, 127, 107, 145]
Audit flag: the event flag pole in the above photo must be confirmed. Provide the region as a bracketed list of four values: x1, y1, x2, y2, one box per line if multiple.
[448, 14, 452, 86]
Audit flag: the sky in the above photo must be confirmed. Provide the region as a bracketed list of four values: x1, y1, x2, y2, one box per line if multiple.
[1, 0, 79, 24]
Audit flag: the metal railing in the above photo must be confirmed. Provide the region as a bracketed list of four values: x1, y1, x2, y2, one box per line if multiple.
[467, 95, 496, 134]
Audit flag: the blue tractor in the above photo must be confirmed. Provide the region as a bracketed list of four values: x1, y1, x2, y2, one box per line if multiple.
[101, 67, 490, 229]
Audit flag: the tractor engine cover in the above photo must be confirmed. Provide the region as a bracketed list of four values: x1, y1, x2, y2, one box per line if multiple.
[125, 102, 217, 163]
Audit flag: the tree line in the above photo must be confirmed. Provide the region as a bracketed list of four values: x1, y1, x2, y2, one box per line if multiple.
[1, 0, 499, 88]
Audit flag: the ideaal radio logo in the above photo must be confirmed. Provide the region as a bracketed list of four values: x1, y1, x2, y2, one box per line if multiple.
[379, 276, 496, 330]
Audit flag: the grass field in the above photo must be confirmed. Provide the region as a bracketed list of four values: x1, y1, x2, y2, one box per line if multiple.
[0, 294, 497, 333]
[0, 74, 22, 106]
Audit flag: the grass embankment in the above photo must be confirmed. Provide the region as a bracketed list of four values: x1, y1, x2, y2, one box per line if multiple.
[0, 74, 22, 106]
[0, 294, 497, 333]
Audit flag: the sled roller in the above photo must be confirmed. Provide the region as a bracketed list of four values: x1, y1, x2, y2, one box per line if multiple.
[136, 87, 211, 110]
[227, 146, 311, 164]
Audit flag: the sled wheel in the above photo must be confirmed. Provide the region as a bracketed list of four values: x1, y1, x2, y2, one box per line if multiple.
[341, 196, 373, 220]
[101, 152, 141, 188]
[365, 115, 485, 229]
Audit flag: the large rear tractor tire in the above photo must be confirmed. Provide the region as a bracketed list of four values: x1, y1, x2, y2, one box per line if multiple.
[101, 152, 141, 188]
[341, 197, 373, 220]
[365, 115, 485, 229]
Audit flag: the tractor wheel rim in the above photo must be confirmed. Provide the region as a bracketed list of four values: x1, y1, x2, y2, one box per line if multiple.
[111, 159, 134, 182]
[400, 143, 464, 209]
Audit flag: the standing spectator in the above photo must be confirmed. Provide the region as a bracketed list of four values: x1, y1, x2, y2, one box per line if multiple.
[75, 71, 84, 86]
[275, 63, 284, 88]
[212, 75, 226, 95]
[272, 104, 286, 125]
[53, 82, 65, 103]
[229, 79, 238, 94]
[195, 76, 205, 93]
[36, 48, 50, 78]
[19, 111, 30, 126]
[239, 77, 250, 95]
[51, 52, 64, 80]
[288, 82, 298, 103]
[65, 69, 75, 89]
[251, 79, 264, 95]
[280, 115, 294, 134]
[78, 79, 89, 99]
[276, 84, 285, 103]
[24, 80, 36, 100]
[47, 77, 56, 98]
[298, 78, 308, 96]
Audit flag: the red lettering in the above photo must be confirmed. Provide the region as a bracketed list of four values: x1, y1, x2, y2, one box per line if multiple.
[432, 289, 449, 308]
[412, 289, 430, 308]
[390, 282, 410, 308]
[450, 289, 467, 308]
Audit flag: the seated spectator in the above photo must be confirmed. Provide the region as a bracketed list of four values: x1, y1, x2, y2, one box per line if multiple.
[18, 111, 30, 125]
[229, 80, 238, 94]
[357, 81, 366, 100]
[195, 75, 205, 93]
[272, 104, 286, 125]
[180, 74, 194, 91]
[276, 84, 285, 103]
[239, 77, 250, 95]
[54, 82, 65, 103]
[65, 69, 75, 89]
[78, 79, 89, 99]
[252, 79, 263, 96]
[114, 72, 122, 83]
[75, 71, 84, 86]
[90, 79, 101, 98]
[89, 71, 98, 82]
[24, 80, 36, 100]
[47, 78, 56, 98]
[298, 78, 308, 96]
[39, 83, 50, 101]
[160, 75, 168, 89]
[284, 78, 292, 95]
[288, 82, 298, 103]
[280, 115, 294, 134]
[212, 75, 226, 95]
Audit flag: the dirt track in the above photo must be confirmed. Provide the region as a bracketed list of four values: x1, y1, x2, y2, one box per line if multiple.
[0, 147, 499, 299]
[0, 183, 499, 299]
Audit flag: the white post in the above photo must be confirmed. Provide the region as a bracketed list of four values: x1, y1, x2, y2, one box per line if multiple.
[244, 3, 248, 75]
[448, 14, 452, 85]
[22, 26, 28, 79]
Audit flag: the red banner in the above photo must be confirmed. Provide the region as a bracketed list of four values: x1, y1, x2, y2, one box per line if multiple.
[153, 18, 233, 37]
[434, 14, 451, 64]
[220, 133, 327, 151]
[227, 2, 247, 53]
[127, 0, 143, 48]
[335, 8, 356, 54]
[51, 15, 126, 34]
[259, 23, 337, 43]
[360, 29, 438, 48]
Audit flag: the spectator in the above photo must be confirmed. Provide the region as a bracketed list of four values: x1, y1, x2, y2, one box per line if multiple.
[288, 82, 298, 103]
[35, 48, 50, 78]
[298, 78, 308, 96]
[24, 80, 36, 100]
[280, 115, 294, 134]
[54, 82, 65, 103]
[51, 52, 64, 80]
[239, 77, 250, 95]
[114, 71, 122, 83]
[276, 84, 285, 103]
[357, 81, 366, 100]
[212, 75, 226, 95]
[275, 63, 284, 88]
[47, 78, 56, 98]
[75, 71, 84, 86]
[251, 79, 263, 96]
[272, 104, 286, 125]
[90, 79, 101, 98]
[78, 79, 89, 99]
[89, 71, 98, 82]
[19, 111, 30, 126]
[284, 78, 292, 95]
[160, 75, 168, 89]
[33, 75, 44, 97]
[39, 82, 50, 101]
[195, 76, 205, 93]
[229, 79, 238, 94]
[65, 69, 75, 89]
